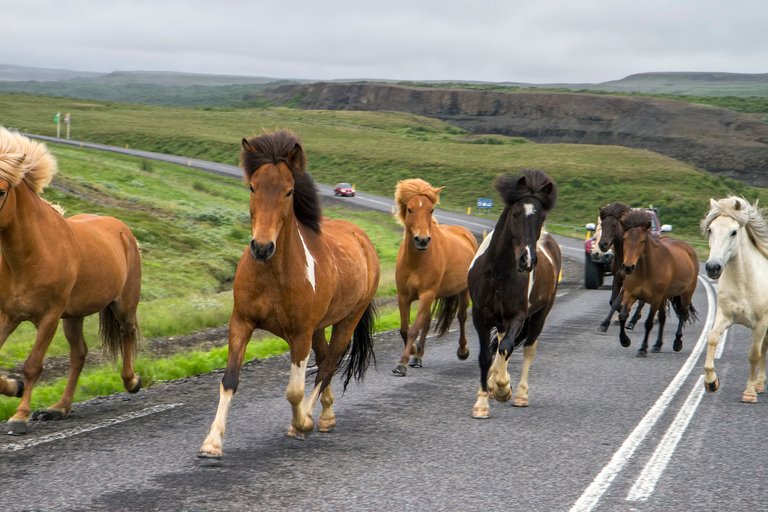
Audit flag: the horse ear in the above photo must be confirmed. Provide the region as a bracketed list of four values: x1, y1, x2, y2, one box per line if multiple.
[734, 200, 742, 211]
[287, 142, 305, 174]
[709, 198, 717, 210]
[541, 182, 554, 196]
[242, 138, 255, 152]
[0, 153, 26, 168]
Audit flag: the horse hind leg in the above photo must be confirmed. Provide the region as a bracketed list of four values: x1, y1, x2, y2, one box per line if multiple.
[101, 303, 141, 393]
[513, 340, 538, 407]
[35, 317, 89, 421]
[741, 326, 768, 403]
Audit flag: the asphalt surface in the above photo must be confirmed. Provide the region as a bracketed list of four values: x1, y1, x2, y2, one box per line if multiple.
[2, 137, 764, 511]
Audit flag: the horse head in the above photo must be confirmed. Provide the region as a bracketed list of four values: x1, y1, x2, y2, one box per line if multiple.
[241, 130, 319, 262]
[620, 210, 653, 275]
[598, 202, 631, 252]
[702, 197, 748, 280]
[394, 179, 444, 251]
[495, 169, 557, 273]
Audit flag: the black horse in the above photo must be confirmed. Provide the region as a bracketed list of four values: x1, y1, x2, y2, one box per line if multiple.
[468, 169, 562, 419]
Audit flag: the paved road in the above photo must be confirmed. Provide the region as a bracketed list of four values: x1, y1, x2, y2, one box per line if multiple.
[5, 136, 761, 511]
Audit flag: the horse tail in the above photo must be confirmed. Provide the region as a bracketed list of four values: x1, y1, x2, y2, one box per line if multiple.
[671, 296, 698, 325]
[341, 301, 378, 392]
[99, 304, 140, 361]
[431, 294, 460, 337]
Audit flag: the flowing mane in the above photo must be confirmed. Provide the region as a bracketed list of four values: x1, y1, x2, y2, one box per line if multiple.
[494, 168, 557, 209]
[702, 196, 768, 260]
[0, 127, 57, 193]
[622, 209, 653, 229]
[394, 178, 443, 225]
[240, 129, 321, 233]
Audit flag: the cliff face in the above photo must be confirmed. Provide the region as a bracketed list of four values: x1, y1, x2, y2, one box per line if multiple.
[261, 83, 768, 186]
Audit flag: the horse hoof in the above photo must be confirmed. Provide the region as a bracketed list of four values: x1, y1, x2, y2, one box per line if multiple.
[318, 418, 336, 433]
[128, 375, 142, 394]
[756, 384, 765, 394]
[14, 380, 24, 398]
[626, 322, 635, 331]
[512, 396, 529, 407]
[597, 324, 608, 334]
[392, 363, 407, 377]
[673, 338, 683, 352]
[740, 392, 758, 404]
[704, 377, 720, 393]
[620, 336, 631, 348]
[636, 350, 647, 358]
[471, 406, 490, 419]
[197, 448, 223, 460]
[650, 345, 661, 353]
[457, 347, 470, 360]
[31, 409, 67, 421]
[408, 357, 423, 368]
[7, 421, 27, 436]
[493, 388, 512, 403]
[285, 425, 309, 440]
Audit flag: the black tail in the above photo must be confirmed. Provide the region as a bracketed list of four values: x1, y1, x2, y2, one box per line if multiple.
[341, 301, 377, 391]
[99, 304, 140, 361]
[671, 297, 698, 325]
[431, 295, 460, 337]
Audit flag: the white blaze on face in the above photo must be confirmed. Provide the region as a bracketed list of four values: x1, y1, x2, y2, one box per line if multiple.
[297, 223, 316, 291]
[524, 202, 536, 217]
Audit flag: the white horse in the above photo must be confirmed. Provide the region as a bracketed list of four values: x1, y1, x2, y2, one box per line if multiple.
[702, 197, 768, 402]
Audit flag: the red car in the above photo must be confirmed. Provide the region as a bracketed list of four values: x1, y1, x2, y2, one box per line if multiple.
[334, 182, 355, 197]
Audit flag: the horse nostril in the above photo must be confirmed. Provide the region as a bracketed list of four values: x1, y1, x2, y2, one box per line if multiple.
[249, 240, 276, 261]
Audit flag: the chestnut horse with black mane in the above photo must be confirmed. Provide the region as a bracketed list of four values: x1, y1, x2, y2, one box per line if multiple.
[0, 128, 142, 435]
[199, 130, 379, 459]
[391, 179, 478, 376]
[597, 202, 645, 332]
[468, 169, 562, 418]
[618, 210, 698, 356]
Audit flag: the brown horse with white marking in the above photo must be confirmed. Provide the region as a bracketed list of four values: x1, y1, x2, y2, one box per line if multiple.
[199, 130, 379, 459]
[468, 170, 562, 418]
[391, 179, 478, 376]
[618, 210, 698, 356]
[0, 128, 142, 435]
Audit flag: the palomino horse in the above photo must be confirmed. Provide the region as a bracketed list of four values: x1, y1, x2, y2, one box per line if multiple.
[199, 130, 380, 459]
[469, 169, 562, 418]
[0, 128, 142, 435]
[597, 203, 645, 332]
[391, 179, 478, 376]
[618, 210, 698, 356]
[702, 197, 768, 402]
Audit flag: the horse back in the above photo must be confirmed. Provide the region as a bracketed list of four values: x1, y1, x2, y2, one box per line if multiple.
[661, 238, 699, 289]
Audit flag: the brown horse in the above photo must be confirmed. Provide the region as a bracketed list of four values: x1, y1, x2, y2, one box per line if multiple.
[199, 130, 380, 459]
[469, 170, 562, 418]
[391, 179, 478, 376]
[0, 128, 142, 435]
[618, 210, 698, 356]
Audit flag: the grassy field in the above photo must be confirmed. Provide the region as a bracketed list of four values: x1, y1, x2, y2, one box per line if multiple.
[0, 91, 766, 418]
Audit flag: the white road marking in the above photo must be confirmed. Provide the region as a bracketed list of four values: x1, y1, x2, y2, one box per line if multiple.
[0, 403, 182, 452]
[570, 276, 716, 512]
[625, 327, 729, 501]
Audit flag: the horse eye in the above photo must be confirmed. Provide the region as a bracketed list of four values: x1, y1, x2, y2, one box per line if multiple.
[731, 230, 737, 237]
[286, 189, 294, 198]
[249, 185, 254, 193]
[430, 208, 434, 214]
[407, 208, 412, 214]
[0, 190, 5, 197]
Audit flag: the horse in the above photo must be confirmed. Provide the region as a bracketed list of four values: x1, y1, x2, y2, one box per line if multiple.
[618, 210, 698, 357]
[701, 197, 768, 402]
[391, 179, 478, 376]
[0, 128, 142, 435]
[199, 130, 380, 459]
[596, 202, 645, 332]
[468, 169, 562, 419]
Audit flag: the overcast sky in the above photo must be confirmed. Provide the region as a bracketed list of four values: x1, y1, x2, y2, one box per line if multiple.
[2, 0, 766, 84]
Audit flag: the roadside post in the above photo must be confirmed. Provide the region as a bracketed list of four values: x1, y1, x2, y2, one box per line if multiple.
[54, 112, 61, 138]
[64, 113, 71, 140]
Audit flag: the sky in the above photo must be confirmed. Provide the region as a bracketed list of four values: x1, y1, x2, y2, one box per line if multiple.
[2, 0, 766, 84]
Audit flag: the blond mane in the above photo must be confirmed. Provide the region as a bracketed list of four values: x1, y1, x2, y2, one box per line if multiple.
[0, 128, 58, 193]
[394, 178, 443, 225]
[702, 196, 768, 260]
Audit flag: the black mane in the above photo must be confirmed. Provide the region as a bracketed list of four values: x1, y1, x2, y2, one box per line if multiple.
[622, 209, 653, 230]
[241, 130, 321, 234]
[494, 169, 557, 211]
[600, 202, 631, 221]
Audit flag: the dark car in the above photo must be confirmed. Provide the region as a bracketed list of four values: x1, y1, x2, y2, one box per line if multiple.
[334, 183, 355, 197]
[584, 208, 671, 289]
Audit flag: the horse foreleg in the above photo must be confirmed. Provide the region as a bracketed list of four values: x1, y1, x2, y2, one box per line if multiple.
[651, 306, 666, 353]
[0, 315, 22, 398]
[284, 333, 314, 438]
[513, 340, 538, 407]
[8, 314, 61, 435]
[636, 304, 658, 358]
[198, 314, 255, 458]
[489, 334, 512, 402]
[599, 289, 623, 333]
[627, 300, 645, 331]
[703, 311, 729, 393]
[39, 317, 88, 421]
[471, 316, 492, 419]
[741, 322, 768, 403]
[394, 293, 434, 375]
[756, 333, 768, 394]
[618, 296, 636, 348]
[456, 289, 470, 360]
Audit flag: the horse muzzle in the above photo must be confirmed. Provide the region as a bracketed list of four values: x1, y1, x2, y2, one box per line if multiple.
[622, 264, 635, 275]
[705, 260, 722, 280]
[249, 239, 276, 261]
[413, 235, 431, 251]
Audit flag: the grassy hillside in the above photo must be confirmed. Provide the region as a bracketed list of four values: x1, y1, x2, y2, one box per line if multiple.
[1, 92, 763, 245]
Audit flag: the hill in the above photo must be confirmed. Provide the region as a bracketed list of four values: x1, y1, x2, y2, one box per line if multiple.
[258, 82, 768, 186]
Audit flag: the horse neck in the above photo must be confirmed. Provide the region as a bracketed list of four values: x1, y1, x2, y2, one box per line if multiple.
[634, 232, 662, 274]
[270, 213, 313, 281]
[0, 182, 62, 271]
[485, 208, 518, 277]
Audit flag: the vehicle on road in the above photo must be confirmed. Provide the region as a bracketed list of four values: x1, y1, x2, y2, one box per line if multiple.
[584, 208, 671, 289]
[334, 182, 356, 197]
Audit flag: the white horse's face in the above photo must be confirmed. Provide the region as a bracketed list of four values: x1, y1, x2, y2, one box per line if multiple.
[591, 218, 609, 258]
[705, 215, 741, 279]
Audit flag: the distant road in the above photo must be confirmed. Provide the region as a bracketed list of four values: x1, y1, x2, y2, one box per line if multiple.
[26, 133, 585, 261]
